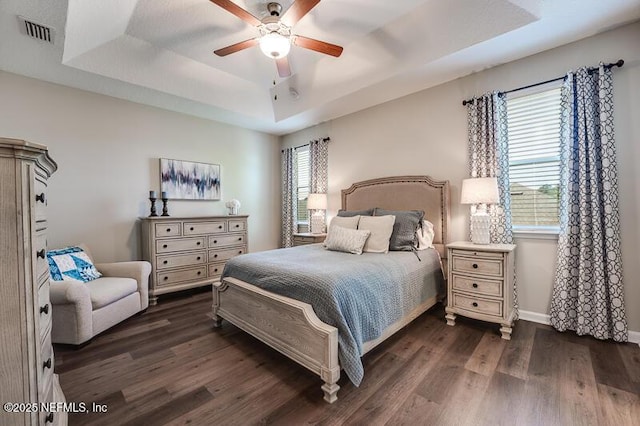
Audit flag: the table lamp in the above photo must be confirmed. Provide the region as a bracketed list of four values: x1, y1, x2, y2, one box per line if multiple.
[461, 177, 499, 244]
[307, 193, 327, 234]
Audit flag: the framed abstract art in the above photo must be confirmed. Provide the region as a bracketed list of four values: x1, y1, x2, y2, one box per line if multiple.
[160, 158, 221, 200]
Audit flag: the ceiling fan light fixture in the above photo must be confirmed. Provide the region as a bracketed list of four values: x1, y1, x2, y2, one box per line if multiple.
[259, 32, 290, 58]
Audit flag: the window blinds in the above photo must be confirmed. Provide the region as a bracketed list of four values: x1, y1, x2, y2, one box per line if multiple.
[506, 87, 562, 227]
[296, 148, 310, 222]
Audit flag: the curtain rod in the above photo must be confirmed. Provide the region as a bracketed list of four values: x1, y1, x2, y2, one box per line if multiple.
[281, 137, 330, 152]
[461, 59, 624, 106]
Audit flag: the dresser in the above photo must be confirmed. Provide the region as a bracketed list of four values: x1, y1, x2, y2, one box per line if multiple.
[0, 138, 67, 425]
[292, 232, 326, 246]
[141, 216, 248, 305]
[445, 241, 516, 340]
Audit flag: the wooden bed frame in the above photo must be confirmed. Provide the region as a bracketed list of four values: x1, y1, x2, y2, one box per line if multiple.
[212, 175, 450, 403]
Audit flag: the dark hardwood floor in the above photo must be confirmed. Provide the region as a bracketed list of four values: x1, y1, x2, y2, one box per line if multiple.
[54, 289, 640, 425]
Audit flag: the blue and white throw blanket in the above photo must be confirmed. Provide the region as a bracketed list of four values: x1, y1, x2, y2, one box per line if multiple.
[221, 244, 444, 386]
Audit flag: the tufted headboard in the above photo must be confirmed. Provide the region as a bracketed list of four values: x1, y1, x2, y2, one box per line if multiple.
[341, 175, 451, 271]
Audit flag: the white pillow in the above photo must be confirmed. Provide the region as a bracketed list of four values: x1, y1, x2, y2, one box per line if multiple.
[324, 225, 371, 255]
[357, 215, 395, 253]
[328, 215, 360, 230]
[416, 220, 435, 250]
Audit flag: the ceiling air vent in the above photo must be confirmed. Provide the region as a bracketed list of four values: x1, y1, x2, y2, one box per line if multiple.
[17, 16, 55, 44]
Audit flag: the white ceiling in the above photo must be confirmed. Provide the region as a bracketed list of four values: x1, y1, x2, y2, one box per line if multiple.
[1, 0, 639, 135]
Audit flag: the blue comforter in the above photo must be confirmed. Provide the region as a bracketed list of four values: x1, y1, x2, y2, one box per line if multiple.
[221, 244, 444, 385]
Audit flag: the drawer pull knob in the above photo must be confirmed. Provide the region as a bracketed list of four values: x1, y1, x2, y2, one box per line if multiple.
[197, 256, 201, 260]
[214, 268, 218, 272]
[190, 227, 194, 231]
[43, 358, 52, 369]
[472, 263, 478, 269]
[166, 228, 171, 232]
[197, 242, 201, 246]
[37, 249, 46, 259]
[472, 302, 478, 307]
[238, 250, 243, 254]
[219, 225, 223, 229]
[45, 413, 54, 423]
[472, 283, 478, 288]
[36, 192, 46, 203]
[214, 254, 218, 258]
[197, 271, 201, 275]
[238, 237, 242, 241]
[213, 240, 218, 244]
[40, 304, 49, 314]
[163, 260, 168, 265]
[163, 244, 168, 249]
[163, 276, 168, 281]
[235, 224, 240, 228]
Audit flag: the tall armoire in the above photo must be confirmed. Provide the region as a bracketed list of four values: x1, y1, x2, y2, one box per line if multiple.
[0, 138, 67, 425]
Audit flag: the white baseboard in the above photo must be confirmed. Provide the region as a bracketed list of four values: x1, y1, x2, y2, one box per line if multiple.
[518, 310, 640, 346]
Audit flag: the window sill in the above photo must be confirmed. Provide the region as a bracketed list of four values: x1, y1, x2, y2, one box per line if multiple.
[513, 226, 559, 240]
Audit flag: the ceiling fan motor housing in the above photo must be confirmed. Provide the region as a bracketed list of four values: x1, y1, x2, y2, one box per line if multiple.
[267, 3, 283, 17]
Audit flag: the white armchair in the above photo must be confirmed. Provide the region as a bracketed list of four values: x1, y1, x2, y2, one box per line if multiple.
[49, 245, 151, 345]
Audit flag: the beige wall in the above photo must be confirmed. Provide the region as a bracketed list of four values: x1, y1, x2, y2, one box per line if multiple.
[0, 71, 281, 262]
[282, 22, 640, 333]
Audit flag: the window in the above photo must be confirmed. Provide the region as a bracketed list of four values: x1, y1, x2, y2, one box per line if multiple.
[506, 85, 562, 230]
[296, 147, 310, 223]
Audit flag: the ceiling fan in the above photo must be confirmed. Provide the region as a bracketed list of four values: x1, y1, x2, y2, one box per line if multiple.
[210, 0, 343, 78]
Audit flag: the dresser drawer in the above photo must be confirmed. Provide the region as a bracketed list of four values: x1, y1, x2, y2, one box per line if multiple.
[451, 274, 503, 298]
[184, 221, 227, 235]
[452, 293, 503, 317]
[209, 234, 245, 248]
[208, 247, 245, 262]
[228, 220, 246, 232]
[156, 266, 207, 287]
[34, 177, 48, 223]
[38, 280, 52, 342]
[35, 230, 48, 280]
[208, 262, 225, 280]
[156, 252, 206, 270]
[155, 222, 182, 237]
[156, 237, 205, 253]
[38, 332, 54, 402]
[38, 383, 54, 425]
[452, 256, 503, 277]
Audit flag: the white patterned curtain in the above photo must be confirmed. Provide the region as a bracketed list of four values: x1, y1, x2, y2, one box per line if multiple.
[467, 92, 517, 316]
[309, 138, 329, 233]
[550, 66, 627, 341]
[281, 147, 297, 247]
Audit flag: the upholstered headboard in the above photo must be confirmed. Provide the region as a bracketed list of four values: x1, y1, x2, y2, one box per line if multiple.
[341, 175, 451, 264]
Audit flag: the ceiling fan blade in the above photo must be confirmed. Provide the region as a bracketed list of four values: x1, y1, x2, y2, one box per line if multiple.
[281, 0, 320, 27]
[209, 0, 261, 27]
[276, 57, 292, 78]
[214, 38, 259, 56]
[293, 35, 343, 57]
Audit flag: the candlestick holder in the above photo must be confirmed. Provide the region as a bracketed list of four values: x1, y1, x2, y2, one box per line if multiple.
[161, 197, 169, 216]
[149, 197, 158, 217]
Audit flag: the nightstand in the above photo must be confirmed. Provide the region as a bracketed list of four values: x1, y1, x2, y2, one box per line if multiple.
[445, 241, 516, 340]
[293, 232, 326, 246]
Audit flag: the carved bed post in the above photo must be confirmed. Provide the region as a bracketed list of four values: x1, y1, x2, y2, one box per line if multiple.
[212, 281, 227, 328]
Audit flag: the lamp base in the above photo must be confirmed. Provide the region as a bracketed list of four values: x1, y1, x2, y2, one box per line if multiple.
[470, 212, 491, 245]
[310, 212, 326, 234]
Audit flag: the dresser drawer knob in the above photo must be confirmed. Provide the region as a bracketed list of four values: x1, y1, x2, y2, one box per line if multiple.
[45, 413, 54, 423]
[190, 227, 194, 231]
[472, 302, 478, 307]
[238, 237, 242, 241]
[163, 276, 168, 281]
[197, 242, 201, 246]
[197, 256, 201, 260]
[213, 240, 218, 244]
[214, 268, 218, 273]
[238, 250, 243, 254]
[214, 254, 218, 258]
[37, 249, 46, 259]
[43, 357, 52, 369]
[218, 225, 223, 229]
[472, 283, 478, 288]
[166, 228, 171, 232]
[163, 260, 168, 265]
[40, 304, 49, 314]
[235, 224, 240, 228]
[197, 271, 201, 275]
[472, 263, 478, 269]
[163, 244, 168, 249]
[36, 192, 46, 203]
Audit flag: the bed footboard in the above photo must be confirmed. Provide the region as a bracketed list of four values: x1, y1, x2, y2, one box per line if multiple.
[213, 277, 341, 403]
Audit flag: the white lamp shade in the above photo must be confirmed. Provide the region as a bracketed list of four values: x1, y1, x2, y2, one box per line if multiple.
[307, 193, 327, 210]
[460, 177, 500, 205]
[259, 33, 291, 58]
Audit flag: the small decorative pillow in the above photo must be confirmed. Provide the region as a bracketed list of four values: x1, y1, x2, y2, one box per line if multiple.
[374, 208, 425, 251]
[323, 226, 371, 255]
[358, 215, 396, 253]
[416, 220, 435, 250]
[47, 246, 102, 283]
[328, 215, 361, 230]
[337, 208, 374, 217]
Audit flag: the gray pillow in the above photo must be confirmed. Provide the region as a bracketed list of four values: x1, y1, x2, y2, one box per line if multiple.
[337, 208, 374, 217]
[373, 208, 424, 251]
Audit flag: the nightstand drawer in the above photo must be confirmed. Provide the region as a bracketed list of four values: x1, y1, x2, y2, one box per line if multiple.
[451, 274, 503, 297]
[452, 293, 503, 317]
[452, 256, 503, 277]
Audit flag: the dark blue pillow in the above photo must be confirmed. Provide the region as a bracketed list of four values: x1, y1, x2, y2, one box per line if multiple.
[337, 208, 374, 217]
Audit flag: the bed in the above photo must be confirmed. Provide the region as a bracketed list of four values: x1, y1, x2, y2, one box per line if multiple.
[212, 175, 450, 403]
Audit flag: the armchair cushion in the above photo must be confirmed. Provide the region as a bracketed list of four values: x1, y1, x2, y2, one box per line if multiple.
[84, 277, 138, 310]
